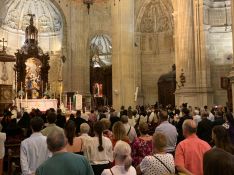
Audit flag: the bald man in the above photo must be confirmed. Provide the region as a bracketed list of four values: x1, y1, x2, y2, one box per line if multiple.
[175, 119, 211, 175]
[36, 130, 94, 175]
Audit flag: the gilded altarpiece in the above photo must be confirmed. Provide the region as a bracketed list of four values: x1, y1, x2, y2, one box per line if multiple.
[15, 15, 50, 99]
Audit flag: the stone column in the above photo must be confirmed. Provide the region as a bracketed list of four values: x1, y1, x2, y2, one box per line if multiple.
[112, 0, 136, 110]
[63, 2, 91, 106]
[174, 0, 213, 107]
[229, 0, 234, 111]
[82, 7, 92, 108]
[174, 0, 197, 106]
[194, 0, 213, 106]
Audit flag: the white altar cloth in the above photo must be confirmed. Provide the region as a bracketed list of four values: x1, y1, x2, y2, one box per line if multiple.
[16, 99, 58, 112]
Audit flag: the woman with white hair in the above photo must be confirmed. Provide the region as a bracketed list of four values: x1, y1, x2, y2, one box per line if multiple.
[137, 132, 175, 175]
[101, 140, 136, 175]
[78, 123, 92, 158]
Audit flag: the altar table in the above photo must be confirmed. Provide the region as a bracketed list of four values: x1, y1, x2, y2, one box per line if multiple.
[16, 99, 58, 112]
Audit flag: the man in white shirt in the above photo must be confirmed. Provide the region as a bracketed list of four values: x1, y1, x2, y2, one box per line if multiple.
[121, 115, 137, 143]
[204, 106, 215, 122]
[155, 110, 178, 154]
[20, 117, 51, 175]
[193, 110, 201, 125]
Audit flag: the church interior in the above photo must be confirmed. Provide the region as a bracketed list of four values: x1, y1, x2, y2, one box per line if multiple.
[0, 0, 233, 109]
[0, 0, 234, 111]
[0, 0, 233, 175]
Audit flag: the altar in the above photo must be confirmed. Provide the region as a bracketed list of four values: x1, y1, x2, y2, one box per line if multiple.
[16, 99, 58, 112]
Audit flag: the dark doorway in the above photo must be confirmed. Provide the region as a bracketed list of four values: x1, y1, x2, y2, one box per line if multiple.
[158, 65, 176, 107]
[90, 66, 112, 107]
[221, 77, 232, 112]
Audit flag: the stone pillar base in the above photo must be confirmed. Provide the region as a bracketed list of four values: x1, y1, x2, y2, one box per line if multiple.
[175, 87, 213, 107]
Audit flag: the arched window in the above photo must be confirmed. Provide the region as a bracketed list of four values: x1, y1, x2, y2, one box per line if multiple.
[90, 34, 112, 67]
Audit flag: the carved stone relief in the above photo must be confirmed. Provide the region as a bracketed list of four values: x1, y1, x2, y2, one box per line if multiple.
[140, 0, 174, 53]
[0, 63, 8, 82]
[38, 14, 52, 33]
[3, 0, 62, 35]
[140, 0, 174, 34]
[4, 10, 19, 30]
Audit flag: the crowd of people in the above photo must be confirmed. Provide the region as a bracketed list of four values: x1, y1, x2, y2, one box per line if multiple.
[0, 103, 233, 175]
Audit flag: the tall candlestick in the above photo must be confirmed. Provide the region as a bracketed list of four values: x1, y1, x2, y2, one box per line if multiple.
[69, 97, 72, 111]
[59, 93, 62, 106]
[20, 82, 23, 108]
[59, 83, 62, 106]
[20, 94, 23, 108]
[42, 81, 44, 97]
[16, 83, 17, 96]
[20, 82, 22, 92]
[25, 92, 28, 107]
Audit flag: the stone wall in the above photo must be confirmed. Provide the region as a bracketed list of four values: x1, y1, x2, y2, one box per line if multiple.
[141, 33, 174, 105]
[136, 0, 175, 105]
[204, 0, 233, 105]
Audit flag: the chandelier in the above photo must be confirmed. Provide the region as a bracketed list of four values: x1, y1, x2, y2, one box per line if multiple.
[83, 0, 93, 14]
[83, 0, 121, 13]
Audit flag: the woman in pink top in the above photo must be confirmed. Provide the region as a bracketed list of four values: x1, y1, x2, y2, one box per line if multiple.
[131, 122, 152, 166]
[65, 120, 83, 154]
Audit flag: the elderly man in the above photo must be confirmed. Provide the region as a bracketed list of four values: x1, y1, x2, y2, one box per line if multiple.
[36, 130, 94, 175]
[175, 119, 211, 175]
[155, 110, 178, 154]
[20, 117, 50, 175]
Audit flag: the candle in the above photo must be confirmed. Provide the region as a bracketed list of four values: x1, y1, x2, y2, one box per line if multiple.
[20, 94, 23, 106]
[46, 83, 48, 91]
[25, 92, 28, 107]
[69, 97, 72, 111]
[20, 82, 23, 107]
[42, 81, 44, 97]
[65, 94, 67, 108]
[16, 83, 17, 96]
[59, 91, 62, 105]
[59, 91, 62, 106]
[59, 83, 62, 105]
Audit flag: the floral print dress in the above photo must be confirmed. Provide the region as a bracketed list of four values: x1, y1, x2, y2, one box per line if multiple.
[131, 136, 152, 167]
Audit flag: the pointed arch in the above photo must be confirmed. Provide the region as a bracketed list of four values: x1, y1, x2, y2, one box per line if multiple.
[135, 0, 174, 32]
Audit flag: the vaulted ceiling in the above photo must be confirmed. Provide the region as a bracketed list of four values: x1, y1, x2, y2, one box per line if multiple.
[2, 0, 63, 35]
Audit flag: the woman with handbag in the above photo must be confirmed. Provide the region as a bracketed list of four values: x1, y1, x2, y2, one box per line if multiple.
[136, 132, 175, 175]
